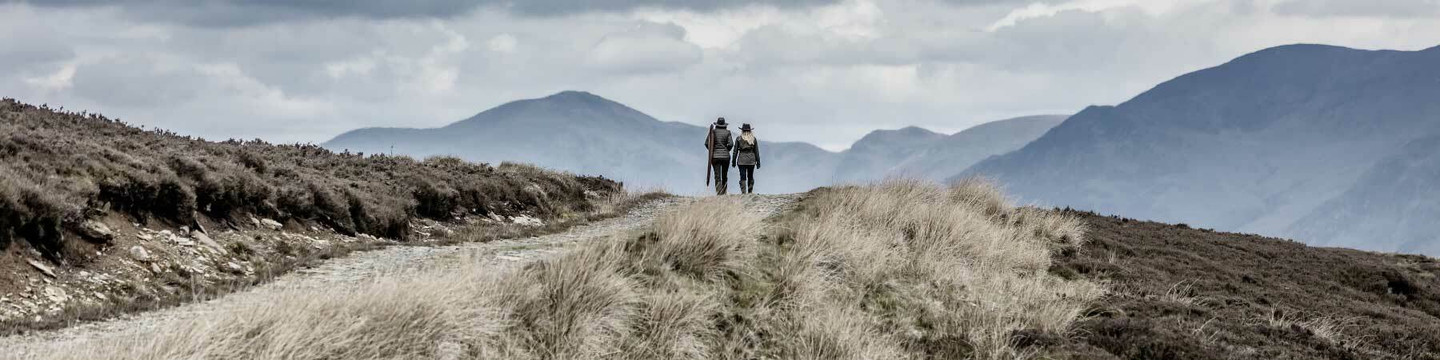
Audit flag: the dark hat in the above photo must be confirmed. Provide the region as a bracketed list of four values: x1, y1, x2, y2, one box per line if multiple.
[740, 123, 753, 131]
[716, 117, 727, 125]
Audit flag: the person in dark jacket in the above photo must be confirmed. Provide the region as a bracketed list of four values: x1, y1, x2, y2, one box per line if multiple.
[731, 123, 761, 194]
[705, 117, 734, 195]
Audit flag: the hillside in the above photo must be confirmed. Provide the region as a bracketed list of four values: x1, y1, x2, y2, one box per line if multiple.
[12, 178, 1439, 359]
[1050, 211, 1440, 359]
[0, 98, 623, 330]
[963, 44, 1440, 254]
[325, 91, 838, 194]
[6, 181, 1103, 360]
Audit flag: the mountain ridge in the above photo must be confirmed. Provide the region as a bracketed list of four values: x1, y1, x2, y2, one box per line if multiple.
[961, 43, 1440, 254]
[325, 91, 1063, 194]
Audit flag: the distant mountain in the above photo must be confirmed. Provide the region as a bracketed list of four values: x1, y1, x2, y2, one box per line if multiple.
[832, 116, 1067, 184]
[1288, 136, 1440, 254]
[326, 91, 839, 194]
[831, 126, 945, 184]
[963, 44, 1440, 254]
[325, 91, 1066, 195]
[889, 115, 1066, 182]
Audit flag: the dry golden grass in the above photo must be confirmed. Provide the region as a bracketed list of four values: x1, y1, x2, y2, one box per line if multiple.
[761, 179, 1103, 359]
[9, 180, 1101, 359]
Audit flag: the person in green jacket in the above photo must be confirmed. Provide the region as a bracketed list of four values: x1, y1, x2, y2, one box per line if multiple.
[731, 123, 761, 194]
[704, 117, 734, 195]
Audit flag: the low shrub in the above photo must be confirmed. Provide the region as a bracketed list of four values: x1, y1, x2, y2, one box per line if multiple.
[0, 98, 619, 260]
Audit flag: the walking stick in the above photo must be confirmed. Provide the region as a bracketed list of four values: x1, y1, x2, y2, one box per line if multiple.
[705, 124, 715, 186]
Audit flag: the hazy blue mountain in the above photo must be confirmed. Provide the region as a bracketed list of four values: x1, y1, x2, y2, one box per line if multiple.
[325, 90, 1066, 196]
[326, 91, 839, 194]
[962, 44, 1440, 253]
[832, 126, 946, 184]
[889, 115, 1067, 182]
[829, 116, 1067, 184]
[1288, 136, 1440, 254]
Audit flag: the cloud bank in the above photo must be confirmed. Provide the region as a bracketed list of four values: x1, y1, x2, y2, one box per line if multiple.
[3, 0, 1440, 150]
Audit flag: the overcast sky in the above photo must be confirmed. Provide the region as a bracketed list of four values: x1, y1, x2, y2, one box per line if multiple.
[3, 0, 1440, 150]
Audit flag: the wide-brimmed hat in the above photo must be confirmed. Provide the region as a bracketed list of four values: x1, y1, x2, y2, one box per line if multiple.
[715, 117, 727, 126]
[740, 123, 753, 131]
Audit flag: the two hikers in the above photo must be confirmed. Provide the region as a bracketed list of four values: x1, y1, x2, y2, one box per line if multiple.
[704, 117, 761, 195]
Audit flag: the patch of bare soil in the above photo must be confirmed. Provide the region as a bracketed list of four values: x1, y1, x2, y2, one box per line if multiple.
[1043, 211, 1440, 360]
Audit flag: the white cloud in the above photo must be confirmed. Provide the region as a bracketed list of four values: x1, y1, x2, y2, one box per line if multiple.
[632, 6, 785, 49]
[324, 56, 378, 79]
[412, 24, 470, 93]
[1272, 0, 1440, 18]
[487, 33, 518, 53]
[23, 63, 77, 92]
[196, 62, 334, 120]
[985, 0, 1216, 31]
[586, 22, 704, 73]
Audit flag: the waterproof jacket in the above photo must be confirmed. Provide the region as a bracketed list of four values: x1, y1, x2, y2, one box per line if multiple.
[732, 136, 760, 166]
[706, 127, 733, 159]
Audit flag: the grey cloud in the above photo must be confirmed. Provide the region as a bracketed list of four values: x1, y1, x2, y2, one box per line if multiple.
[933, 0, 1051, 4]
[1272, 0, 1440, 18]
[586, 22, 703, 73]
[6, 0, 1440, 150]
[69, 56, 203, 108]
[0, 36, 72, 70]
[14, 0, 842, 26]
[505, 0, 838, 16]
[0, 8, 74, 69]
[16, 0, 482, 27]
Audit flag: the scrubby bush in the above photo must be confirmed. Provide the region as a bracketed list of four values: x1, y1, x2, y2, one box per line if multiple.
[411, 176, 460, 219]
[0, 171, 68, 258]
[0, 98, 619, 259]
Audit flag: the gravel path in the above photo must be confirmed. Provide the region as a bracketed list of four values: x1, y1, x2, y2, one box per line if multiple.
[0, 194, 799, 350]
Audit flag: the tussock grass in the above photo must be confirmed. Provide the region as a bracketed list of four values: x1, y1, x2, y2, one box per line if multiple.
[10, 180, 1100, 359]
[1259, 310, 1361, 347]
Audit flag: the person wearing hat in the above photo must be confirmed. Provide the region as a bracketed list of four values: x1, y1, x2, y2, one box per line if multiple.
[731, 123, 761, 194]
[704, 117, 735, 195]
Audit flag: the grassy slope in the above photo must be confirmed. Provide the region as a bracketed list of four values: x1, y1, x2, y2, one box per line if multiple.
[10, 181, 1101, 359]
[0, 99, 618, 251]
[0, 99, 624, 331]
[1049, 211, 1440, 359]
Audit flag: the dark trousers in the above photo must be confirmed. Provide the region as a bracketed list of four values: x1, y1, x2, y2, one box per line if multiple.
[711, 158, 729, 195]
[738, 165, 755, 193]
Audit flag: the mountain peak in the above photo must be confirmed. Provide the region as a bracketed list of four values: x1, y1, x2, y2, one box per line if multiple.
[849, 126, 945, 153]
[436, 90, 653, 130]
[544, 90, 603, 100]
[1224, 43, 1362, 65]
[530, 90, 623, 107]
[896, 126, 940, 135]
[857, 126, 942, 141]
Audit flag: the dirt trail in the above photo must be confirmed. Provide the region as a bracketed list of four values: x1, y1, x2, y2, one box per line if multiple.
[0, 194, 799, 351]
